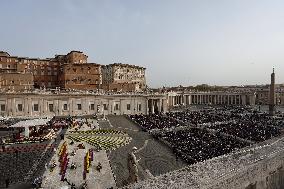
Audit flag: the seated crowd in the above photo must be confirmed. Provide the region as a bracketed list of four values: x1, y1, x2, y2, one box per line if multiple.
[129, 106, 283, 164]
[207, 113, 281, 142]
[165, 106, 255, 125]
[129, 114, 181, 130]
[160, 128, 248, 164]
[166, 110, 228, 125]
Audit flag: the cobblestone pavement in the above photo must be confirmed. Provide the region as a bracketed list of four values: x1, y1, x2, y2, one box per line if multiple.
[103, 115, 187, 187]
[41, 123, 116, 189]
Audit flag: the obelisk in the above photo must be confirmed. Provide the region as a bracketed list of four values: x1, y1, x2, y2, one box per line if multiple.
[269, 68, 276, 116]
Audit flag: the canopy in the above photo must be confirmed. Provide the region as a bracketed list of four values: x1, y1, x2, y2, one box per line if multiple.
[10, 118, 51, 128]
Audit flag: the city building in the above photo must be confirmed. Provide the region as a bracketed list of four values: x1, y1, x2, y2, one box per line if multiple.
[102, 63, 146, 92]
[0, 51, 146, 92]
[58, 63, 102, 90]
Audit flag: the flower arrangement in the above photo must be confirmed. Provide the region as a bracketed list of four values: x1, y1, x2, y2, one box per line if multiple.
[58, 141, 67, 157]
[83, 149, 94, 179]
[57, 141, 69, 180]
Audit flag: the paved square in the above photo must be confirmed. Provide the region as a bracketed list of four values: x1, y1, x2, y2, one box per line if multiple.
[41, 121, 116, 189]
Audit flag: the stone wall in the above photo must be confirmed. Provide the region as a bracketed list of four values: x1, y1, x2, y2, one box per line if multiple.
[123, 136, 284, 189]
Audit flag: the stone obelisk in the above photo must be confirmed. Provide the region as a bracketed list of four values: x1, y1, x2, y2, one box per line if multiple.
[269, 68, 276, 116]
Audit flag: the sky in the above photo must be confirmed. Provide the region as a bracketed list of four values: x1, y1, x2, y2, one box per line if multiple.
[1, 0, 284, 88]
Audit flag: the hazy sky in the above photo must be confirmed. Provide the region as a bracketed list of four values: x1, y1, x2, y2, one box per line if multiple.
[1, 0, 284, 87]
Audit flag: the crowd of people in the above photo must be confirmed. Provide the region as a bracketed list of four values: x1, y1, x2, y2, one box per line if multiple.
[160, 128, 248, 164]
[165, 106, 255, 125]
[129, 114, 181, 130]
[129, 106, 284, 164]
[166, 110, 227, 125]
[207, 113, 282, 142]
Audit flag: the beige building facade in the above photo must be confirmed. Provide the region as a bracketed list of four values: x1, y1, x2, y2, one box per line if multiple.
[0, 92, 167, 117]
[102, 63, 146, 92]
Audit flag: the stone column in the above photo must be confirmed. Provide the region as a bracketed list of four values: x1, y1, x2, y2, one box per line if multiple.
[11, 98, 16, 116]
[7, 98, 11, 116]
[28, 98, 32, 116]
[158, 99, 161, 112]
[145, 99, 148, 115]
[39, 98, 43, 116]
[216, 95, 219, 104]
[151, 99, 154, 114]
[42, 99, 47, 115]
[249, 95, 256, 106]
[53, 99, 58, 116]
[207, 95, 209, 104]
[198, 95, 201, 104]
[58, 100, 63, 116]
[163, 99, 168, 112]
[227, 95, 229, 105]
[84, 97, 89, 115]
[241, 95, 246, 105]
[197, 95, 199, 104]
[68, 98, 72, 115]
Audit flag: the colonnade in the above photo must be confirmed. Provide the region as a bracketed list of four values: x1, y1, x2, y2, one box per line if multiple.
[147, 98, 167, 114]
[168, 93, 256, 107]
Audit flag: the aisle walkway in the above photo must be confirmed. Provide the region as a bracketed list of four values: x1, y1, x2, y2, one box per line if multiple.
[41, 125, 116, 189]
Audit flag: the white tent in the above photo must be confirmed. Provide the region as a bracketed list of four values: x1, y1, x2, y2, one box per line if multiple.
[10, 118, 51, 137]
